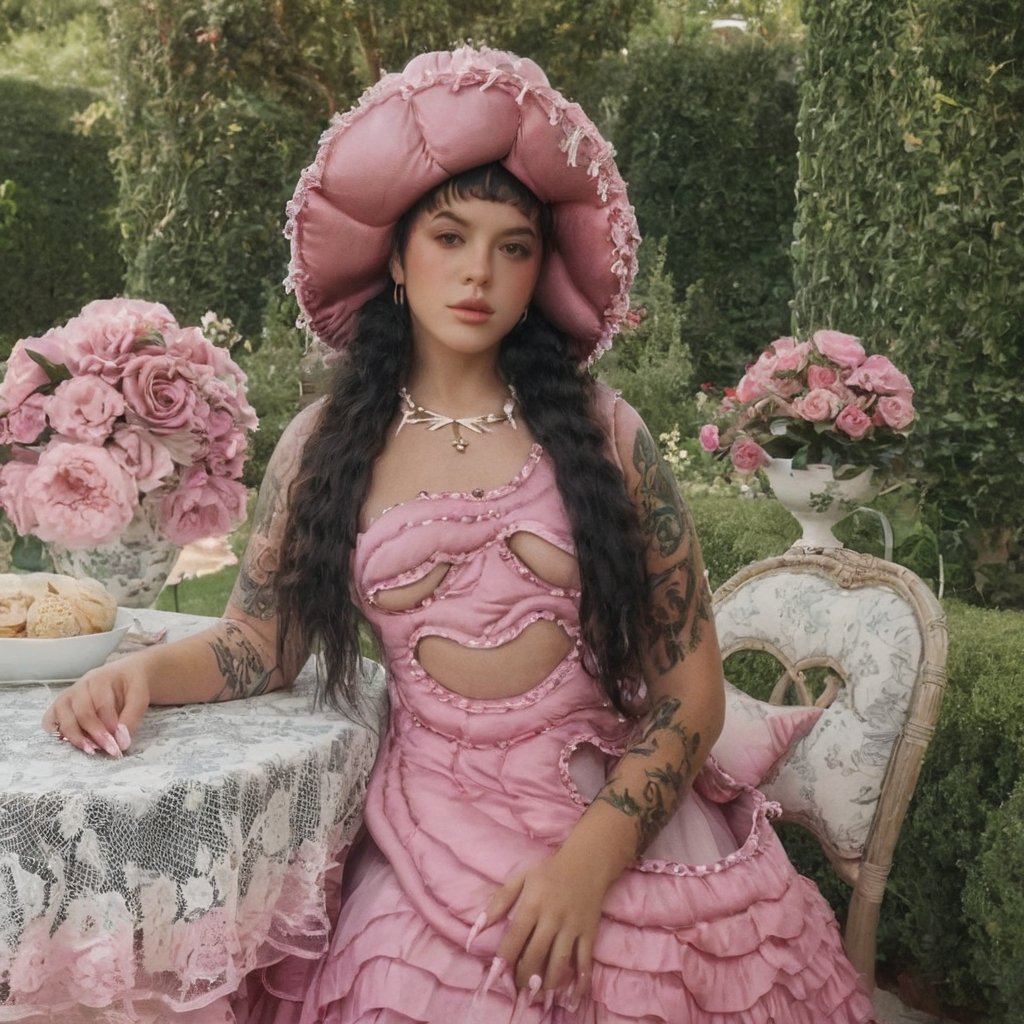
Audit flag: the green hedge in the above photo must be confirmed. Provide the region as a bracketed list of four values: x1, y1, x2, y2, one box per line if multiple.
[0, 77, 124, 356]
[608, 36, 801, 386]
[791, 0, 1024, 603]
[690, 491, 1024, 1021]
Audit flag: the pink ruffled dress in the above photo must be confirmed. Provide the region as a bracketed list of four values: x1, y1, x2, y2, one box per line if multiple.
[249, 396, 878, 1024]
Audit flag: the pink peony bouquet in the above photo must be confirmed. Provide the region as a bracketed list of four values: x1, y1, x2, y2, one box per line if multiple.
[698, 330, 915, 476]
[0, 298, 258, 549]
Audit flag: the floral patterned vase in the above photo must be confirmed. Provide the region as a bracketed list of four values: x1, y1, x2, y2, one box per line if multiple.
[762, 458, 878, 550]
[49, 503, 181, 607]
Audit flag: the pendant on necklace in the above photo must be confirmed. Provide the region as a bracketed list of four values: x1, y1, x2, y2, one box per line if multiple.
[395, 386, 518, 455]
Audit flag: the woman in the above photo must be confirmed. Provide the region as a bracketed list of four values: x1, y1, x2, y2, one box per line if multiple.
[44, 47, 877, 1023]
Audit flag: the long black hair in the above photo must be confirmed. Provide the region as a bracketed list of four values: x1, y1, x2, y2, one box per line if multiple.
[276, 165, 649, 712]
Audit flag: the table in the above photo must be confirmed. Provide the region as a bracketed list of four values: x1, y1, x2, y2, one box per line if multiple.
[0, 609, 387, 1023]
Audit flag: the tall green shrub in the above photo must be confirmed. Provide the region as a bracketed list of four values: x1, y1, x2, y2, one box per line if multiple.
[609, 36, 801, 386]
[0, 78, 124, 355]
[103, 0, 358, 335]
[598, 237, 695, 440]
[792, 0, 1024, 604]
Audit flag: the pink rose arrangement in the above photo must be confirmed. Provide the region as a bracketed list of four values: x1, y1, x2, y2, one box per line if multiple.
[0, 298, 257, 549]
[698, 330, 915, 476]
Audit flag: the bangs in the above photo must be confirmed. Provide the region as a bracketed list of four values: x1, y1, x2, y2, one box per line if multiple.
[421, 164, 544, 222]
[393, 164, 552, 256]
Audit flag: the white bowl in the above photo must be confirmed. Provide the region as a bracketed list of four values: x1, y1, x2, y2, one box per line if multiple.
[0, 608, 133, 684]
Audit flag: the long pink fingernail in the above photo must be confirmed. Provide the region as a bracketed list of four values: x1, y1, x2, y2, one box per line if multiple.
[99, 733, 122, 759]
[81, 740, 98, 755]
[465, 910, 487, 953]
[482, 956, 506, 995]
[509, 988, 530, 1024]
[115, 723, 131, 751]
[543, 988, 555, 1012]
[527, 974, 542, 1005]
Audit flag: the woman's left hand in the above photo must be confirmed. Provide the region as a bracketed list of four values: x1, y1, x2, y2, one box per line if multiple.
[484, 847, 608, 1000]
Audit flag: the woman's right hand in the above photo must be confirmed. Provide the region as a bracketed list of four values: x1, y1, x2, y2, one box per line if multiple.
[41, 661, 151, 757]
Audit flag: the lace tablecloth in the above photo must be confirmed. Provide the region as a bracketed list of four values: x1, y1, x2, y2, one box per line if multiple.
[0, 609, 387, 1023]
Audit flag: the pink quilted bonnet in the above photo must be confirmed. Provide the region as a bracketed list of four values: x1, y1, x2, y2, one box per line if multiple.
[284, 46, 641, 364]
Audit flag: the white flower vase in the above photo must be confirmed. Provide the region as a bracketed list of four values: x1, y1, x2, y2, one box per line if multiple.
[762, 457, 878, 550]
[49, 502, 182, 608]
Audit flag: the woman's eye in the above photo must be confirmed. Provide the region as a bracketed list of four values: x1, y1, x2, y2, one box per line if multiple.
[502, 242, 532, 258]
[437, 232, 462, 246]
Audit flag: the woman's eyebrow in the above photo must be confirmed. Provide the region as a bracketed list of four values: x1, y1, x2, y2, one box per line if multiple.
[429, 209, 538, 238]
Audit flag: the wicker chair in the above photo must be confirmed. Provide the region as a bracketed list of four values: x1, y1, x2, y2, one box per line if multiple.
[712, 548, 948, 989]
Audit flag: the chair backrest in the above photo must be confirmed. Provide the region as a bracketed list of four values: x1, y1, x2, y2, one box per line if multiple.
[712, 547, 948, 988]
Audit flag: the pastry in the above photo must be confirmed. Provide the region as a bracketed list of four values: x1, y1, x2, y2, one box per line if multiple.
[0, 573, 117, 638]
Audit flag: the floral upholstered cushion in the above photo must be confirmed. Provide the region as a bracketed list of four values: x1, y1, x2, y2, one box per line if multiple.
[714, 571, 923, 859]
[712, 682, 824, 790]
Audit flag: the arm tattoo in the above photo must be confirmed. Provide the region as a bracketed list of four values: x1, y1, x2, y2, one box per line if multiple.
[632, 428, 685, 558]
[597, 696, 702, 853]
[232, 459, 289, 620]
[210, 621, 279, 700]
[632, 427, 711, 672]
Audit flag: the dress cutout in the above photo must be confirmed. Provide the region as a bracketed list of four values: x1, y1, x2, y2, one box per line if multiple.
[246, 388, 878, 1024]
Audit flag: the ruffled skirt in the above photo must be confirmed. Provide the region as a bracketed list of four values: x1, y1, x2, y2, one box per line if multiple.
[241, 704, 877, 1024]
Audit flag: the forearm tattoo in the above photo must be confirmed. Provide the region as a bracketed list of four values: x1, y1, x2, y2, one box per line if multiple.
[632, 428, 711, 673]
[597, 697, 702, 852]
[210, 621, 279, 700]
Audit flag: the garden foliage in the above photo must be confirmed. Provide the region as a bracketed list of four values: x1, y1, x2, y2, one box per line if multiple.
[792, 0, 1024, 605]
[0, 78, 123, 357]
[607, 35, 801, 386]
[598, 237, 695, 441]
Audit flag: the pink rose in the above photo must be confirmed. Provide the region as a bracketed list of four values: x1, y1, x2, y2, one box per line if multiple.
[26, 443, 137, 547]
[812, 330, 866, 369]
[806, 364, 839, 390]
[159, 465, 247, 545]
[61, 299, 175, 383]
[201, 376, 258, 432]
[835, 404, 873, 440]
[792, 387, 842, 423]
[0, 393, 48, 444]
[735, 370, 767, 403]
[78, 297, 177, 326]
[875, 394, 915, 430]
[109, 425, 176, 492]
[845, 354, 913, 395]
[0, 330, 67, 410]
[730, 439, 770, 472]
[771, 337, 812, 373]
[120, 353, 200, 433]
[0, 460, 41, 536]
[699, 424, 720, 452]
[47, 377, 125, 443]
[205, 430, 249, 478]
[168, 326, 241, 382]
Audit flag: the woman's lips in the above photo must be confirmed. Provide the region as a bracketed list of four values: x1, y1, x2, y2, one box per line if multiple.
[449, 303, 493, 323]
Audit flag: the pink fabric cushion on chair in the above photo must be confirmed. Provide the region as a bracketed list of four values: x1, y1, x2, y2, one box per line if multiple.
[711, 681, 824, 789]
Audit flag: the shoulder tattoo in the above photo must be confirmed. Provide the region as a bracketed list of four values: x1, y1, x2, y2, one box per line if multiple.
[631, 427, 711, 672]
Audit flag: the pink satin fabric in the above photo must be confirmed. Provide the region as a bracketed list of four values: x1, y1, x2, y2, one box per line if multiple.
[243, 390, 877, 1023]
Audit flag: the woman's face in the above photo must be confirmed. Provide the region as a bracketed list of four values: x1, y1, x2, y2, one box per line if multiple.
[393, 195, 543, 362]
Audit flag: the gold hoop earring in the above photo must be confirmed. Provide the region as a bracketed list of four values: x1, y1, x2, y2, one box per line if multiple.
[393, 283, 405, 307]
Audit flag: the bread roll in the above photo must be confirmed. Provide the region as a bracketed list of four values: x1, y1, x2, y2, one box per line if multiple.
[26, 593, 83, 638]
[0, 572, 117, 638]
